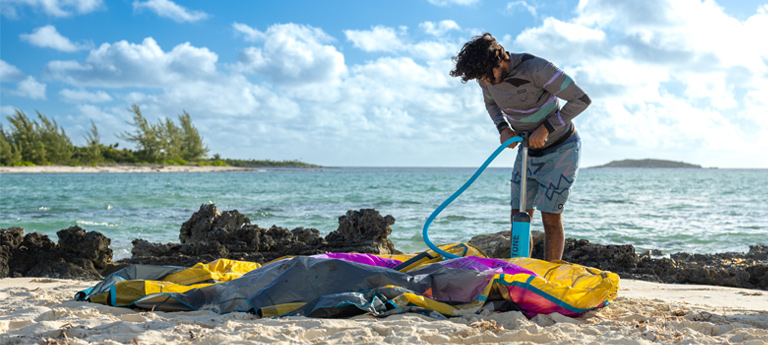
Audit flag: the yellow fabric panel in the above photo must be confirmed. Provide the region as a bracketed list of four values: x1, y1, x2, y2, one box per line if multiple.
[90, 259, 261, 306]
[392, 293, 486, 317]
[502, 257, 620, 309]
[89, 292, 109, 305]
[258, 303, 307, 317]
[115, 280, 212, 306]
[88, 280, 213, 306]
[162, 258, 261, 285]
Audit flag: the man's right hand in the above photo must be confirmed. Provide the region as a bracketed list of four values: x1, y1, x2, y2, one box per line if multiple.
[500, 127, 519, 149]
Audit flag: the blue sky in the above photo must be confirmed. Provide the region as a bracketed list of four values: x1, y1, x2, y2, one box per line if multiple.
[1, 0, 767, 168]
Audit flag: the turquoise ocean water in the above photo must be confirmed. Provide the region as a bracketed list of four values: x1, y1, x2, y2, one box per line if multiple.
[1, 167, 766, 260]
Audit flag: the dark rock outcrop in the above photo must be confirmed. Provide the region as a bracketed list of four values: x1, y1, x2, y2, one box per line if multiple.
[469, 231, 768, 290]
[120, 204, 401, 267]
[0, 227, 24, 277]
[557, 239, 637, 273]
[631, 245, 768, 290]
[0, 226, 112, 280]
[325, 209, 398, 254]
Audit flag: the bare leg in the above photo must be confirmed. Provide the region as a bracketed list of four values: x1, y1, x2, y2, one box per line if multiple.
[511, 209, 535, 257]
[541, 212, 564, 261]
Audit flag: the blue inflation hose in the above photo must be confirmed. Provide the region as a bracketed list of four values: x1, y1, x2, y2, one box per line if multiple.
[422, 136, 523, 260]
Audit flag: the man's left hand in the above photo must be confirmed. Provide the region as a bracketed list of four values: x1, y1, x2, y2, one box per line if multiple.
[529, 125, 549, 148]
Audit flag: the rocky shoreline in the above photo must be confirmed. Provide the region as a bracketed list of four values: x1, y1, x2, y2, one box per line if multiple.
[2, 204, 766, 291]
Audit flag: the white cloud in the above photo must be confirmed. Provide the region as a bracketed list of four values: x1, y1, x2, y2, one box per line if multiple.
[681, 72, 738, 109]
[45, 37, 219, 87]
[427, 0, 480, 6]
[20, 25, 90, 52]
[65, 0, 102, 13]
[34, 21, 493, 165]
[420, 20, 461, 36]
[576, 58, 670, 100]
[15, 76, 46, 99]
[38, 33, 303, 147]
[132, 0, 208, 23]
[1, 106, 17, 116]
[104, 75, 306, 156]
[1, 0, 103, 18]
[146, 76, 297, 119]
[1, 59, 25, 82]
[347, 57, 449, 105]
[505, 1, 537, 18]
[345, 24, 462, 61]
[410, 41, 460, 61]
[514, 0, 768, 168]
[231, 25, 472, 151]
[234, 23, 347, 86]
[344, 25, 406, 52]
[64, 104, 128, 146]
[9, 0, 762, 168]
[233, 22, 265, 42]
[575, 0, 768, 72]
[229, 24, 489, 163]
[60, 89, 113, 103]
[514, 17, 606, 60]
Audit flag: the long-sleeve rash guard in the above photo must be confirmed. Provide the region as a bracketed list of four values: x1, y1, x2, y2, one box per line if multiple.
[480, 52, 590, 151]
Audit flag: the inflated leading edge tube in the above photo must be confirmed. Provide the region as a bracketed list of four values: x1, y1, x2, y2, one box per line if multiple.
[422, 136, 524, 260]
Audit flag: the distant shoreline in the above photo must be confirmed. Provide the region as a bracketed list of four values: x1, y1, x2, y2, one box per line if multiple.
[0, 164, 260, 174]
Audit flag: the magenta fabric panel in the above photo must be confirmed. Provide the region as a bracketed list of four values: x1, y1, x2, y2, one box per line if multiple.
[439, 256, 540, 277]
[310, 253, 402, 268]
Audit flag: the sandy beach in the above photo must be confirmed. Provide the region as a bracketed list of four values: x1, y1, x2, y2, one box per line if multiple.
[0, 278, 766, 345]
[0, 165, 259, 174]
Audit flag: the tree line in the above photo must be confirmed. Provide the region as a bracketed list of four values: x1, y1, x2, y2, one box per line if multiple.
[0, 104, 210, 166]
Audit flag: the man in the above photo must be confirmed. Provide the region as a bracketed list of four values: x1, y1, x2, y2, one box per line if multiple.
[450, 33, 591, 261]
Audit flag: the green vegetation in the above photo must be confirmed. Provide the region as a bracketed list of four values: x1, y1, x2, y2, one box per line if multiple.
[221, 158, 320, 168]
[1, 110, 73, 166]
[0, 105, 319, 168]
[116, 104, 210, 164]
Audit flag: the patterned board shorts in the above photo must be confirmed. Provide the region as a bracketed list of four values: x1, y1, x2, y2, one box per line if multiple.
[510, 132, 581, 214]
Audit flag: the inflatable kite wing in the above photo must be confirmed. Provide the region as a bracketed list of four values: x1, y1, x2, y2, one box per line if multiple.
[77, 244, 619, 318]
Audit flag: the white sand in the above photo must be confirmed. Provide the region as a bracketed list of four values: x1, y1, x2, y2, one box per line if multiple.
[1, 278, 766, 345]
[0, 165, 259, 174]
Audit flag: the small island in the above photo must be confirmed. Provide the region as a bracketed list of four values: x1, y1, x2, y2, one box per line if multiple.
[591, 159, 703, 169]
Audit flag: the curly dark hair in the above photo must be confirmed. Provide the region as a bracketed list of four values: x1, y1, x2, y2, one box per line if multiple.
[450, 33, 508, 84]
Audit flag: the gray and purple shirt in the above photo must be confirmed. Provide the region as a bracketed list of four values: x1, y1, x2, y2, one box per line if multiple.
[479, 52, 590, 151]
